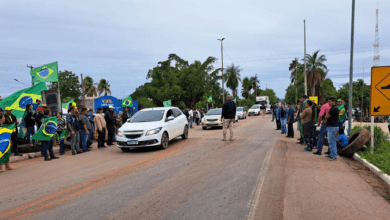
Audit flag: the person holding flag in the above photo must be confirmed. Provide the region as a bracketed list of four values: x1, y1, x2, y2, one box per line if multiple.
[4, 107, 22, 156]
[0, 123, 16, 172]
[34, 109, 59, 161]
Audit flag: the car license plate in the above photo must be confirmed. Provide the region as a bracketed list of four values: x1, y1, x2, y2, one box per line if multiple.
[209, 123, 217, 126]
[127, 140, 138, 145]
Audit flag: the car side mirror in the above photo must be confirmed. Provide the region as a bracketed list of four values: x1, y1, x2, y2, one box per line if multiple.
[167, 116, 174, 121]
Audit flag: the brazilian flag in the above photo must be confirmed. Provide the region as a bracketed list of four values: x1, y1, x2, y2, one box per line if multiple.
[32, 117, 57, 141]
[122, 97, 133, 107]
[163, 100, 171, 107]
[30, 62, 58, 83]
[208, 96, 213, 103]
[0, 124, 15, 159]
[233, 98, 236, 103]
[0, 83, 47, 118]
[62, 100, 76, 109]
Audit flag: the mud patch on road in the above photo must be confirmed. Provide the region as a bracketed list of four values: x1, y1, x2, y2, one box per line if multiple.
[344, 157, 390, 203]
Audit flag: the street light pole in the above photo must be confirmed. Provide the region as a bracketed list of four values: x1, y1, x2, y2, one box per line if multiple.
[218, 38, 225, 103]
[304, 20, 307, 96]
[348, 0, 355, 136]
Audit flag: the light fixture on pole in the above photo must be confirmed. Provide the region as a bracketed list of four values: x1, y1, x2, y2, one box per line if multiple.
[218, 38, 225, 103]
[14, 79, 29, 88]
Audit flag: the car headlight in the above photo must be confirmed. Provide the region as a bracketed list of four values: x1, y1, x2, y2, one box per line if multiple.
[201, 118, 205, 122]
[146, 127, 162, 136]
[118, 131, 123, 137]
[217, 118, 222, 122]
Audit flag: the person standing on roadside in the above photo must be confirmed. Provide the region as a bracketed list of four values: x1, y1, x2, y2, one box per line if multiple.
[222, 95, 236, 141]
[325, 97, 339, 161]
[122, 107, 131, 124]
[94, 107, 107, 149]
[280, 103, 287, 134]
[34, 107, 44, 131]
[79, 108, 91, 152]
[313, 98, 332, 155]
[275, 103, 281, 130]
[301, 100, 315, 151]
[0, 107, 15, 172]
[195, 108, 201, 126]
[200, 108, 205, 120]
[24, 104, 36, 146]
[337, 99, 346, 130]
[188, 108, 194, 128]
[66, 107, 82, 155]
[32, 98, 42, 112]
[105, 106, 116, 145]
[260, 104, 266, 116]
[41, 109, 59, 161]
[286, 102, 295, 138]
[4, 107, 22, 156]
[87, 109, 95, 143]
[56, 112, 66, 155]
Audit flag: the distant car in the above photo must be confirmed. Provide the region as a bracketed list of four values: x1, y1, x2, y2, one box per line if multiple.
[236, 107, 247, 119]
[116, 107, 188, 151]
[248, 105, 261, 116]
[201, 108, 238, 130]
[266, 106, 272, 114]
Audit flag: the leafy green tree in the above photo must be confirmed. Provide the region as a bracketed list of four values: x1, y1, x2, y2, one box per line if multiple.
[82, 76, 97, 97]
[98, 79, 111, 96]
[138, 97, 156, 109]
[237, 99, 255, 111]
[304, 50, 328, 96]
[337, 79, 370, 111]
[241, 77, 252, 99]
[225, 64, 242, 98]
[250, 74, 260, 97]
[289, 58, 300, 84]
[51, 70, 82, 103]
[259, 88, 279, 103]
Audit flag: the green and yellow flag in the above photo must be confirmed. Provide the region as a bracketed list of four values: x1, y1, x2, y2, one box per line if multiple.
[122, 97, 133, 107]
[32, 117, 57, 141]
[30, 62, 58, 83]
[163, 100, 171, 107]
[233, 98, 237, 103]
[0, 124, 15, 159]
[0, 83, 47, 118]
[62, 100, 76, 109]
[208, 96, 213, 103]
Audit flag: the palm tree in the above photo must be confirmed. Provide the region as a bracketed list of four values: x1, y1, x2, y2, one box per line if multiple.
[98, 79, 112, 96]
[250, 74, 260, 97]
[225, 64, 242, 99]
[304, 50, 328, 96]
[82, 76, 97, 97]
[242, 77, 252, 99]
[289, 58, 300, 85]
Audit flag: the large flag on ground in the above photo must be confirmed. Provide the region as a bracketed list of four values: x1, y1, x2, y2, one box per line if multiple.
[0, 83, 47, 118]
[0, 124, 15, 159]
[32, 117, 57, 141]
[163, 100, 171, 107]
[30, 62, 58, 83]
[208, 96, 213, 103]
[122, 97, 133, 107]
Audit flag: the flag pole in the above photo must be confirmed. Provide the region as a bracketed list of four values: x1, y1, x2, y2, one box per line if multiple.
[56, 61, 61, 114]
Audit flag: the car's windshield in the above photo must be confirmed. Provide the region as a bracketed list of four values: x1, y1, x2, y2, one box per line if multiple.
[128, 110, 165, 122]
[237, 107, 243, 111]
[207, 109, 222, 115]
[251, 105, 260, 109]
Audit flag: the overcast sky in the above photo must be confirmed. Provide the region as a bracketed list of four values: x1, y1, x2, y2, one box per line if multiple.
[1, 0, 389, 99]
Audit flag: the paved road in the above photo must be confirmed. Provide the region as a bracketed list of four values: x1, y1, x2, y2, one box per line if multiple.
[1, 115, 389, 220]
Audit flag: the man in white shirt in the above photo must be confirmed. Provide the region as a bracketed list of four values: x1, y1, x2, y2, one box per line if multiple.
[188, 108, 194, 128]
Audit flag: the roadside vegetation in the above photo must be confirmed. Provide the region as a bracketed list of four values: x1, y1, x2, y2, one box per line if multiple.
[351, 125, 390, 175]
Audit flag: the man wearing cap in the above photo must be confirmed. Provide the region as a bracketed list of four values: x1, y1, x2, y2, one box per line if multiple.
[4, 107, 23, 156]
[34, 107, 44, 130]
[337, 99, 346, 130]
[286, 102, 295, 138]
[105, 105, 116, 146]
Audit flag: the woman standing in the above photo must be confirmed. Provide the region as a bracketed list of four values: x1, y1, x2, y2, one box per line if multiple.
[0, 108, 14, 172]
[301, 100, 315, 152]
[280, 103, 287, 134]
[56, 112, 66, 155]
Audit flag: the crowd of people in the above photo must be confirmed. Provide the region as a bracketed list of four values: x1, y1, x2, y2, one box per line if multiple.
[183, 107, 205, 128]
[271, 95, 349, 161]
[0, 98, 134, 172]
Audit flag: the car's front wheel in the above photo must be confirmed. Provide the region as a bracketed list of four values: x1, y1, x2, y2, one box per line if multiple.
[181, 125, 188, 139]
[202, 127, 207, 130]
[161, 132, 169, 149]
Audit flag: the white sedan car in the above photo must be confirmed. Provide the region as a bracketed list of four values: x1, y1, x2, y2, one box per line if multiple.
[248, 105, 261, 116]
[116, 107, 189, 151]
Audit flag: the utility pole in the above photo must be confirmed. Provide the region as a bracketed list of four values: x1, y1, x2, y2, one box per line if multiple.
[218, 38, 225, 103]
[80, 74, 86, 107]
[295, 66, 298, 105]
[27, 65, 35, 86]
[304, 20, 307, 96]
[348, 0, 355, 136]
